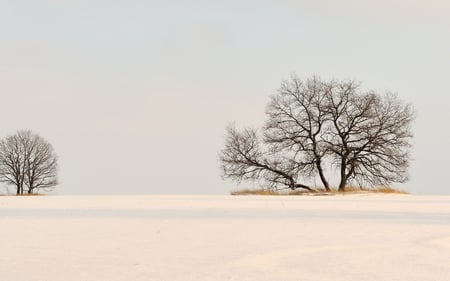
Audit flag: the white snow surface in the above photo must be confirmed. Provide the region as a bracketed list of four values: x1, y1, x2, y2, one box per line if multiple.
[1, 195, 449, 281]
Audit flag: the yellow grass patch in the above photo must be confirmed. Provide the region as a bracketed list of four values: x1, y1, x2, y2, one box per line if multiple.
[0, 193, 47, 196]
[231, 186, 409, 196]
[230, 188, 282, 196]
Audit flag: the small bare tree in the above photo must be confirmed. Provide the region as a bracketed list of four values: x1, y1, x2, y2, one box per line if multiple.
[0, 131, 58, 195]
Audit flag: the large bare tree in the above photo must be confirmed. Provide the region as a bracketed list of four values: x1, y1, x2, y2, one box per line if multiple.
[0, 131, 58, 195]
[219, 75, 415, 192]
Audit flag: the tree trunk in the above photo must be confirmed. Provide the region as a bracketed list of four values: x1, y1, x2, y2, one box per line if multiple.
[338, 181, 346, 192]
[338, 158, 347, 192]
[316, 160, 330, 191]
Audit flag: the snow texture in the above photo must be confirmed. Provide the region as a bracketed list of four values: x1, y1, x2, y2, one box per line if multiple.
[1, 195, 449, 281]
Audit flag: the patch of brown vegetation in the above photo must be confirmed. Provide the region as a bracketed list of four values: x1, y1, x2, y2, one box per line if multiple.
[0, 193, 47, 197]
[230, 189, 281, 196]
[231, 186, 409, 196]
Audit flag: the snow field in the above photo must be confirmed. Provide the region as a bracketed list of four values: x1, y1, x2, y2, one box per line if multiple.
[0, 195, 449, 281]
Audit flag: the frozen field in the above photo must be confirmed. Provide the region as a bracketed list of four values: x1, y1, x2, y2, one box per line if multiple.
[0, 195, 449, 281]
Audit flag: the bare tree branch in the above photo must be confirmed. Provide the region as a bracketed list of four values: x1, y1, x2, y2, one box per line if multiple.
[264, 75, 331, 191]
[219, 125, 313, 191]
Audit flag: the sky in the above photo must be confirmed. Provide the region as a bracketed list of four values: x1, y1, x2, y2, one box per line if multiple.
[0, 0, 449, 195]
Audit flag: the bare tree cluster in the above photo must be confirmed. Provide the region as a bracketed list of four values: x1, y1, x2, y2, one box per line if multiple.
[0, 130, 58, 195]
[220, 75, 414, 192]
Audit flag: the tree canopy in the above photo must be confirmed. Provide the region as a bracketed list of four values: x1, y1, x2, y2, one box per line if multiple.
[0, 130, 58, 195]
[220, 75, 414, 192]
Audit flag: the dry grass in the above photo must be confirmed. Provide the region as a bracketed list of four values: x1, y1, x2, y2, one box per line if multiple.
[287, 189, 333, 196]
[230, 188, 326, 196]
[230, 188, 282, 196]
[0, 193, 47, 197]
[368, 186, 409, 194]
[340, 186, 409, 194]
[231, 186, 409, 196]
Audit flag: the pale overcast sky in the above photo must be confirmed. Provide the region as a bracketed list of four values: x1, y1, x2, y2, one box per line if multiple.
[1, 0, 449, 195]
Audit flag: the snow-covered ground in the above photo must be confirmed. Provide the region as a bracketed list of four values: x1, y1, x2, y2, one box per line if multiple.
[0, 195, 449, 281]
